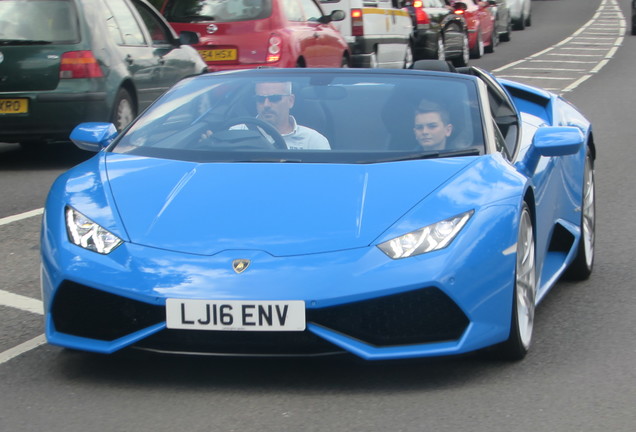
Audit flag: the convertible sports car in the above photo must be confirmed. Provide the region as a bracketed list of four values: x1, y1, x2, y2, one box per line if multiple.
[41, 62, 595, 361]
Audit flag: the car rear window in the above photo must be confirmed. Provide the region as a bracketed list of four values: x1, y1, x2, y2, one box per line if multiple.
[0, 0, 79, 44]
[163, 0, 272, 23]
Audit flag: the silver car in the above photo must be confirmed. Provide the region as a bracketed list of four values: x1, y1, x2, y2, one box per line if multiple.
[507, 0, 531, 30]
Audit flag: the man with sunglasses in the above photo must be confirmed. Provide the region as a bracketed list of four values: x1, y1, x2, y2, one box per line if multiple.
[251, 81, 330, 150]
[413, 100, 453, 151]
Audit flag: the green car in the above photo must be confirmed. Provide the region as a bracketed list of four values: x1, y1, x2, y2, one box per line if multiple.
[0, 0, 207, 147]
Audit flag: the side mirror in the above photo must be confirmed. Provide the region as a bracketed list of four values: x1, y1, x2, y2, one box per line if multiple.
[319, 9, 346, 23]
[179, 31, 200, 46]
[517, 126, 584, 174]
[330, 9, 346, 22]
[533, 126, 584, 156]
[70, 122, 118, 152]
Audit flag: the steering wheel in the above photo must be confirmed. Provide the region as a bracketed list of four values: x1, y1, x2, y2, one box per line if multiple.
[222, 117, 287, 149]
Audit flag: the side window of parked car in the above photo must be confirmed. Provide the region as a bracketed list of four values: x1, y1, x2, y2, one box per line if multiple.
[105, 0, 147, 46]
[299, 0, 324, 21]
[132, 0, 172, 45]
[282, 0, 305, 22]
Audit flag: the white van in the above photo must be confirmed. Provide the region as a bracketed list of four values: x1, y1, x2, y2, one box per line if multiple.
[319, 0, 413, 68]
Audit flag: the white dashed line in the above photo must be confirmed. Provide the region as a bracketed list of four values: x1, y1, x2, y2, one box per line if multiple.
[0, 289, 43, 314]
[1, 209, 47, 364]
[492, 0, 625, 94]
[0, 335, 47, 366]
[0, 208, 44, 226]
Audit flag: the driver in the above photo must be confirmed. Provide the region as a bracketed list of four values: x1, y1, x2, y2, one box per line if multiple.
[247, 81, 330, 150]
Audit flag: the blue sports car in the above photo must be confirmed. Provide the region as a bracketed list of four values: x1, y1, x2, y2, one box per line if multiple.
[41, 62, 595, 360]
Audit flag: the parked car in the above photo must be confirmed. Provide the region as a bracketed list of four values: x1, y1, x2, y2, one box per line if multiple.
[0, 0, 208, 147]
[402, 0, 470, 67]
[160, 0, 350, 71]
[319, 0, 413, 68]
[448, 0, 497, 59]
[507, 0, 531, 30]
[493, 0, 512, 42]
[42, 63, 595, 360]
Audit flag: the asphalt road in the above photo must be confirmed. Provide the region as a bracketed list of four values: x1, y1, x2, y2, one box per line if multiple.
[1, 0, 635, 431]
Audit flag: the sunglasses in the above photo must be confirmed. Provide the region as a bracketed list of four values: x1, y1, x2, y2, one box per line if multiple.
[255, 94, 289, 104]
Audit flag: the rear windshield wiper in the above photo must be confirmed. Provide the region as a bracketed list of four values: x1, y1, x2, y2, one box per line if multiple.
[0, 39, 53, 45]
[177, 15, 216, 22]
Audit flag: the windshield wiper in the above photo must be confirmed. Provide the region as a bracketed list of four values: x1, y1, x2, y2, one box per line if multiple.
[0, 39, 53, 45]
[376, 148, 480, 163]
[180, 15, 215, 21]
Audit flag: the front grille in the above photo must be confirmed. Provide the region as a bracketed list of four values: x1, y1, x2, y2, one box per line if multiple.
[308, 287, 469, 347]
[51, 282, 468, 353]
[51, 281, 164, 341]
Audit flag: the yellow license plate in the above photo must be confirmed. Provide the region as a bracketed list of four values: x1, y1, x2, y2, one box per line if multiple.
[0, 98, 29, 114]
[199, 49, 237, 61]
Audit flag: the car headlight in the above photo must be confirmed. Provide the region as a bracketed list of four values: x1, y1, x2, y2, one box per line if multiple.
[377, 210, 474, 259]
[65, 206, 123, 254]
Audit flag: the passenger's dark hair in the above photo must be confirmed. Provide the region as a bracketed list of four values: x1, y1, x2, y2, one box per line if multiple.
[415, 100, 451, 125]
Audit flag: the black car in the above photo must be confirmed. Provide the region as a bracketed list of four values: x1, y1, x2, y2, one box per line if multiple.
[0, 0, 208, 148]
[402, 0, 470, 67]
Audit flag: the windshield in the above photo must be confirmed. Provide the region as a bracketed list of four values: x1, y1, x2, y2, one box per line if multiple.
[0, 0, 79, 44]
[112, 70, 485, 164]
[163, 0, 272, 23]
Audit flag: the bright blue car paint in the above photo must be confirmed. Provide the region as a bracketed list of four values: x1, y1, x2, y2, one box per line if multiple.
[42, 68, 594, 359]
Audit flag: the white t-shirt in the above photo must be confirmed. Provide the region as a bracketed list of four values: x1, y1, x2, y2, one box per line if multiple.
[232, 116, 330, 150]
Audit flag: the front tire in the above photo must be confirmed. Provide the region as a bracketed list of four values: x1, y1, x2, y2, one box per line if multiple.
[485, 27, 497, 53]
[564, 149, 595, 280]
[111, 88, 135, 132]
[436, 37, 446, 61]
[451, 33, 469, 67]
[403, 44, 414, 69]
[496, 203, 536, 361]
[469, 30, 484, 59]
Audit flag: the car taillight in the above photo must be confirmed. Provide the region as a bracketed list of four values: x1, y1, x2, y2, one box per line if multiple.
[351, 9, 363, 37]
[267, 35, 282, 63]
[59, 51, 103, 79]
[413, 1, 430, 25]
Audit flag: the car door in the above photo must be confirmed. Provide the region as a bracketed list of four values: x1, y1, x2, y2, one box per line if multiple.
[130, 0, 203, 88]
[472, 0, 494, 43]
[104, 0, 164, 109]
[298, 0, 342, 66]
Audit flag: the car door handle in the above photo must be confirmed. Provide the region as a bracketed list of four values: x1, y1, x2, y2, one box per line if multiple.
[158, 57, 166, 65]
[125, 55, 134, 65]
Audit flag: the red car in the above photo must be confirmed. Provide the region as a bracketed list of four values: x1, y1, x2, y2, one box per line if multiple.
[159, 0, 350, 71]
[448, 0, 496, 59]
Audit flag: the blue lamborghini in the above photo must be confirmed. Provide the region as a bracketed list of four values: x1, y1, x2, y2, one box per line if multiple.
[41, 62, 595, 360]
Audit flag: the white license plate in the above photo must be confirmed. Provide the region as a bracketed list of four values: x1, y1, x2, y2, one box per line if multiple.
[166, 299, 306, 331]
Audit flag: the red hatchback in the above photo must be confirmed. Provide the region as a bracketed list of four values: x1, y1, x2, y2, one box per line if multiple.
[448, 0, 496, 59]
[159, 0, 350, 71]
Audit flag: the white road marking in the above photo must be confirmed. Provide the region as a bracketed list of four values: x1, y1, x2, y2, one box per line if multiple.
[0, 335, 47, 366]
[0, 209, 47, 364]
[0, 289, 43, 315]
[492, 0, 624, 94]
[0, 208, 44, 226]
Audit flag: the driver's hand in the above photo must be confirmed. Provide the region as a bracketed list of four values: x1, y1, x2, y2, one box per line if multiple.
[199, 129, 213, 141]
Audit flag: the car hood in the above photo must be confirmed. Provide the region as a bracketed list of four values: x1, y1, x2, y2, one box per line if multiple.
[104, 154, 475, 256]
